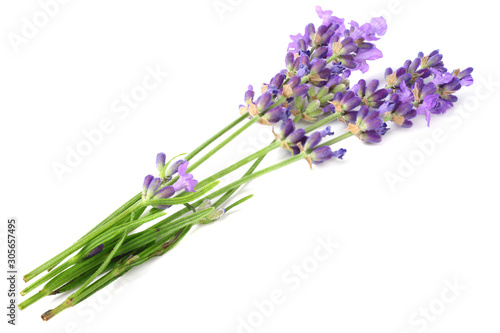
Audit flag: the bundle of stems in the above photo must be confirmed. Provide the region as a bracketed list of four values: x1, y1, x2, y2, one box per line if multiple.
[19, 6, 473, 321]
[19, 105, 350, 320]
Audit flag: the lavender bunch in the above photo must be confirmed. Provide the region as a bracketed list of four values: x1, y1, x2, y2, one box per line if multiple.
[19, 6, 473, 321]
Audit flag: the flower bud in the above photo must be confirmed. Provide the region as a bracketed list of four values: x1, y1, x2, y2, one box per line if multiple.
[146, 177, 162, 200]
[244, 85, 255, 105]
[310, 59, 327, 75]
[304, 99, 321, 118]
[311, 46, 328, 59]
[269, 73, 286, 90]
[285, 52, 295, 71]
[287, 129, 306, 144]
[151, 185, 175, 210]
[165, 159, 187, 178]
[156, 153, 166, 172]
[304, 132, 322, 151]
[142, 175, 154, 199]
[292, 84, 310, 97]
[261, 107, 288, 125]
[319, 93, 335, 104]
[310, 146, 334, 163]
[256, 91, 272, 112]
[279, 119, 295, 139]
[85, 244, 104, 259]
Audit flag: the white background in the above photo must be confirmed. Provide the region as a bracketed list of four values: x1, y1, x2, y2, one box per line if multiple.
[1, 0, 499, 332]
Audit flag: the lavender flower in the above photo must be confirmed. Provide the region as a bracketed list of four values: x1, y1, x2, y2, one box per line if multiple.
[309, 146, 347, 164]
[382, 94, 417, 128]
[144, 177, 161, 200]
[456, 68, 474, 87]
[309, 146, 334, 163]
[142, 174, 154, 199]
[354, 79, 389, 108]
[315, 6, 345, 31]
[386, 67, 412, 89]
[416, 94, 441, 126]
[420, 50, 446, 72]
[277, 118, 295, 140]
[151, 186, 176, 209]
[244, 85, 254, 105]
[328, 91, 361, 122]
[141, 160, 198, 209]
[332, 148, 347, 160]
[347, 106, 385, 143]
[282, 77, 310, 98]
[260, 106, 289, 125]
[172, 161, 198, 192]
[156, 153, 166, 172]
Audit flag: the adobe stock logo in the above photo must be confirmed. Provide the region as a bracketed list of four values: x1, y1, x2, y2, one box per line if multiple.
[212, 0, 244, 21]
[7, 0, 72, 54]
[51, 65, 168, 182]
[384, 74, 499, 191]
[234, 236, 340, 333]
[398, 278, 466, 333]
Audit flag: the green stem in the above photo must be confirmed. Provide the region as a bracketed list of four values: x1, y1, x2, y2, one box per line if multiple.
[196, 141, 281, 190]
[213, 155, 267, 209]
[41, 221, 197, 321]
[25, 112, 252, 282]
[206, 153, 307, 201]
[24, 201, 143, 282]
[224, 195, 254, 212]
[185, 113, 248, 162]
[36, 152, 271, 317]
[304, 113, 341, 133]
[316, 131, 354, 148]
[326, 54, 340, 64]
[71, 228, 129, 303]
[196, 112, 342, 193]
[187, 117, 260, 173]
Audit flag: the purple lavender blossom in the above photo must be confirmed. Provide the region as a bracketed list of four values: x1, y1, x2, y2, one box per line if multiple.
[457, 68, 474, 87]
[288, 33, 304, 53]
[304, 132, 323, 151]
[420, 50, 446, 72]
[172, 162, 198, 192]
[385, 67, 412, 89]
[287, 129, 306, 145]
[309, 146, 334, 164]
[151, 185, 176, 209]
[261, 106, 289, 125]
[278, 119, 295, 140]
[315, 6, 345, 31]
[354, 79, 389, 108]
[309, 146, 347, 164]
[377, 123, 390, 136]
[383, 94, 417, 128]
[416, 94, 440, 126]
[348, 106, 385, 143]
[244, 85, 254, 105]
[396, 81, 414, 104]
[319, 126, 334, 137]
[354, 47, 383, 73]
[333, 148, 347, 160]
[329, 91, 361, 122]
[255, 91, 273, 112]
[146, 177, 162, 200]
[347, 18, 387, 41]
